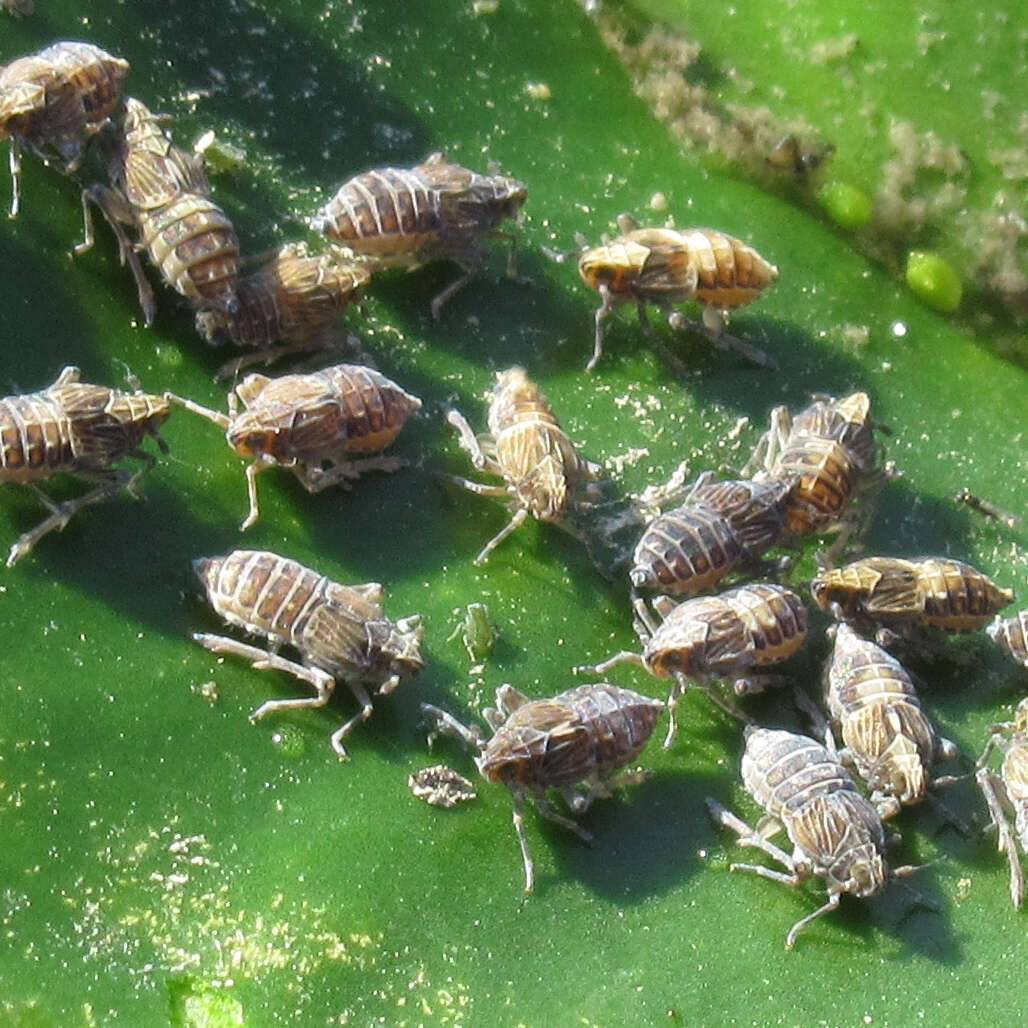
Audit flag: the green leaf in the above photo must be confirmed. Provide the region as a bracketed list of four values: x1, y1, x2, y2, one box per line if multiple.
[1, 2, 1026, 1025]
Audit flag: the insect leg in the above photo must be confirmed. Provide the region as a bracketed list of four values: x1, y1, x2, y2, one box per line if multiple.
[241, 459, 270, 531]
[784, 893, 841, 950]
[586, 284, 617, 372]
[431, 265, 475, 321]
[976, 767, 1024, 908]
[6, 480, 122, 566]
[706, 798, 797, 871]
[510, 787, 537, 894]
[192, 632, 336, 716]
[166, 392, 232, 430]
[531, 791, 593, 843]
[419, 702, 486, 752]
[474, 506, 529, 564]
[328, 681, 376, 760]
[572, 651, 646, 676]
[8, 141, 22, 218]
[296, 456, 409, 493]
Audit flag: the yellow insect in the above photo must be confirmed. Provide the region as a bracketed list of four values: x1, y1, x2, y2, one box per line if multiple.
[811, 556, 1014, 637]
[577, 213, 778, 371]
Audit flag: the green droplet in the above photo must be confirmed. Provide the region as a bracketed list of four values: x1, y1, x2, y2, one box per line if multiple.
[816, 180, 873, 230]
[905, 251, 963, 313]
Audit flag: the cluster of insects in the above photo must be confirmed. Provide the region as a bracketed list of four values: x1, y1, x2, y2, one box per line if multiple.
[2, 35, 1026, 953]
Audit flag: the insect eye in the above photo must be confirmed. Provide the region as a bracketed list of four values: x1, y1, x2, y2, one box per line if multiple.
[663, 651, 682, 667]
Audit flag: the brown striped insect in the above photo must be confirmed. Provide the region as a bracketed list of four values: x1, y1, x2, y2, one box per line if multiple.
[578, 582, 808, 745]
[976, 698, 1028, 909]
[195, 242, 372, 379]
[311, 151, 527, 319]
[745, 391, 883, 550]
[193, 549, 424, 758]
[811, 556, 1014, 639]
[172, 363, 421, 530]
[77, 96, 239, 325]
[988, 610, 1028, 668]
[577, 213, 778, 372]
[445, 366, 603, 564]
[421, 682, 664, 892]
[818, 623, 961, 818]
[0, 41, 129, 216]
[630, 472, 790, 596]
[707, 727, 924, 949]
[0, 365, 170, 566]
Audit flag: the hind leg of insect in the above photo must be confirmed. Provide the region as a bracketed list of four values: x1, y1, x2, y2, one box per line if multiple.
[445, 409, 502, 475]
[430, 263, 477, 321]
[327, 681, 376, 760]
[975, 767, 1024, 908]
[509, 787, 539, 893]
[295, 455, 410, 494]
[489, 229, 531, 285]
[420, 701, 487, 752]
[76, 184, 156, 326]
[671, 308, 778, 371]
[192, 630, 336, 717]
[470, 506, 530, 565]
[6, 478, 125, 566]
[587, 284, 622, 372]
[705, 799, 799, 874]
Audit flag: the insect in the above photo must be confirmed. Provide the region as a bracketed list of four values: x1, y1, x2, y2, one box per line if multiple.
[195, 242, 372, 379]
[766, 134, 834, 179]
[818, 623, 961, 818]
[745, 391, 882, 546]
[577, 213, 779, 372]
[446, 602, 498, 663]
[445, 367, 603, 564]
[987, 610, 1028, 668]
[78, 96, 239, 325]
[976, 698, 1028, 909]
[0, 365, 169, 566]
[408, 764, 478, 808]
[708, 726, 926, 948]
[311, 151, 527, 319]
[578, 582, 808, 745]
[173, 363, 421, 530]
[811, 555, 1014, 638]
[629, 473, 790, 596]
[421, 682, 664, 892]
[0, 41, 129, 216]
[193, 549, 424, 758]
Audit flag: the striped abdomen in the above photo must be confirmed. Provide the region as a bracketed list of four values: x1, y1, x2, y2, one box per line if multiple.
[730, 582, 808, 666]
[774, 436, 859, 534]
[480, 683, 663, 789]
[194, 550, 375, 673]
[198, 249, 369, 349]
[915, 557, 1015, 632]
[741, 728, 861, 821]
[0, 392, 76, 482]
[989, 610, 1028, 667]
[684, 229, 779, 309]
[139, 192, 239, 311]
[631, 503, 743, 595]
[312, 165, 444, 260]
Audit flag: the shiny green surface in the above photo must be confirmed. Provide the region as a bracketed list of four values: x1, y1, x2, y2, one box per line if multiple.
[1, 2, 1026, 1025]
